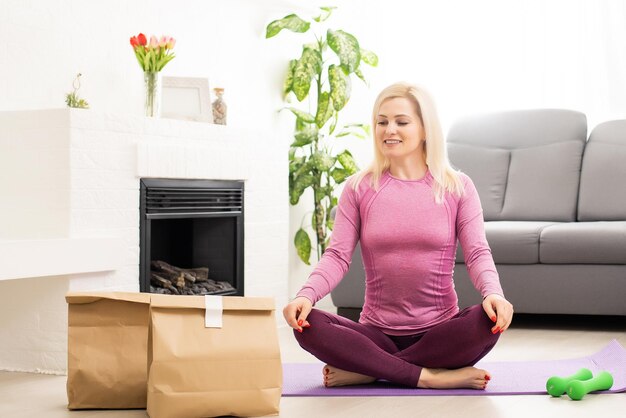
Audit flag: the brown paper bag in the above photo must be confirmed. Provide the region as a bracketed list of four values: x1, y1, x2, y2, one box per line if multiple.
[147, 294, 282, 418]
[66, 292, 151, 409]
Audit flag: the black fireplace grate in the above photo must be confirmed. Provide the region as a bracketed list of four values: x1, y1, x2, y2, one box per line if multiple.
[140, 178, 244, 296]
[146, 187, 243, 214]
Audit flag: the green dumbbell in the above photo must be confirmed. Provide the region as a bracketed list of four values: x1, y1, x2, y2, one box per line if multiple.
[546, 368, 593, 397]
[567, 371, 614, 400]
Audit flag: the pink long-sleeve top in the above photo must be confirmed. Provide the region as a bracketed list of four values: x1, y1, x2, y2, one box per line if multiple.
[296, 170, 504, 336]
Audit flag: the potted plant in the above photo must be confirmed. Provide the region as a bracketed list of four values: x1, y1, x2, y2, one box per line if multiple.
[266, 6, 378, 264]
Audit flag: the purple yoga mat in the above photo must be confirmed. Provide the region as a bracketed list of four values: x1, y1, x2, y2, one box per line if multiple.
[282, 339, 626, 396]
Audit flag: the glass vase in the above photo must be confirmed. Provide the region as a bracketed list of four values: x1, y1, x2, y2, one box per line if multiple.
[144, 71, 161, 117]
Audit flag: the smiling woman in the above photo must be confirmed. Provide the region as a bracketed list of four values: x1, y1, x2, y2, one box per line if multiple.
[375, 97, 427, 176]
[353, 83, 464, 203]
[283, 81, 514, 390]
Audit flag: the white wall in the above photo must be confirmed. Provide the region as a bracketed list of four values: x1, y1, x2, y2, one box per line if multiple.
[0, 0, 294, 130]
[0, 275, 70, 373]
[2, 0, 626, 309]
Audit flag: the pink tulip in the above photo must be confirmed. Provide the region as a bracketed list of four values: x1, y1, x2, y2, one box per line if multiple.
[167, 37, 176, 49]
[149, 35, 158, 48]
[159, 36, 167, 47]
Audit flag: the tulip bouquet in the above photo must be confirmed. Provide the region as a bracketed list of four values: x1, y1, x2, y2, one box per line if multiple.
[130, 33, 176, 72]
[129, 33, 176, 116]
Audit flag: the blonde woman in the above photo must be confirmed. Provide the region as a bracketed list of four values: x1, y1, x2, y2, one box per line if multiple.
[283, 82, 514, 389]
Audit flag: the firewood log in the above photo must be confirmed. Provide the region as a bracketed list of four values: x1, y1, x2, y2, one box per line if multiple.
[151, 273, 172, 288]
[176, 274, 185, 289]
[188, 267, 209, 282]
[151, 260, 179, 274]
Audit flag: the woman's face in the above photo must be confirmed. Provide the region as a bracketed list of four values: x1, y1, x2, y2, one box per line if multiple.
[375, 97, 425, 161]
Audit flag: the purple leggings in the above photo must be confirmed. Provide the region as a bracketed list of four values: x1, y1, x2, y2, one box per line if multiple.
[294, 304, 499, 387]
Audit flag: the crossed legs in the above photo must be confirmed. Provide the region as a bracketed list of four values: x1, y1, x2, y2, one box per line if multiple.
[294, 305, 499, 388]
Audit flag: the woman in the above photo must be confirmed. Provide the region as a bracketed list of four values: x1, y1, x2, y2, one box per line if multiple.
[284, 82, 514, 389]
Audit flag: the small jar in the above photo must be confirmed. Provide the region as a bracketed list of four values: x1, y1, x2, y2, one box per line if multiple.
[212, 88, 227, 125]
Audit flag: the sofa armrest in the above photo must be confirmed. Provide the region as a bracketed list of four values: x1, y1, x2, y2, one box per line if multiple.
[329, 242, 366, 310]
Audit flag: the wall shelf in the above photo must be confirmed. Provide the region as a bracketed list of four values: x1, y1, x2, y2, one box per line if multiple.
[0, 237, 124, 281]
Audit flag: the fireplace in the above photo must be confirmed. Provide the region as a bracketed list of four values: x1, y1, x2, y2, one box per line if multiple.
[139, 178, 244, 296]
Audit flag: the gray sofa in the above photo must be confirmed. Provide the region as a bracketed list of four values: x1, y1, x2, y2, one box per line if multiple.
[331, 109, 626, 320]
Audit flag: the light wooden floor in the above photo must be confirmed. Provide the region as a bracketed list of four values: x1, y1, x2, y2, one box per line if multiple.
[1, 313, 625, 418]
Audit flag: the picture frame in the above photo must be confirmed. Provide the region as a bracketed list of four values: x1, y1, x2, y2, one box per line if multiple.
[161, 76, 213, 123]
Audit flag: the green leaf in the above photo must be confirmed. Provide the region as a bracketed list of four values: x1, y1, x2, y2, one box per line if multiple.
[330, 168, 349, 184]
[360, 48, 379, 66]
[284, 59, 297, 98]
[143, 52, 150, 70]
[296, 117, 307, 132]
[266, 14, 311, 38]
[337, 149, 359, 175]
[313, 6, 336, 22]
[133, 48, 146, 70]
[335, 123, 370, 139]
[156, 53, 175, 71]
[292, 47, 322, 101]
[329, 111, 339, 135]
[289, 155, 305, 174]
[327, 29, 361, 74]
[291, 125, 319, 147]
[294, 228, 312, 265]
[310, 151, 336, 172]
[315, 91, 334, 128]
[285, 107, 315, 123]
[343, 123, 371, 135]
[329, 64, 351, 111]
[354, 67, 367, 85]
[290, 173, 315, 205]
[314, 187, 328, 202]
[288, 147, 296, 161]
[294, 158, 312, 178]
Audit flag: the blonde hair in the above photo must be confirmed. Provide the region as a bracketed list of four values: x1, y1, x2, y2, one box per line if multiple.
[351, 82, 464, 202]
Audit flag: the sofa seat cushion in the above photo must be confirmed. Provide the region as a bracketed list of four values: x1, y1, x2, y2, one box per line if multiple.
[540, 222, 626, 264]
[456, 221, 556, 264]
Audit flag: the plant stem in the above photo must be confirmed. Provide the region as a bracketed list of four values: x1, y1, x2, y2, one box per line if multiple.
[313, 36, 330, 260]
[314, 194, 325, 259]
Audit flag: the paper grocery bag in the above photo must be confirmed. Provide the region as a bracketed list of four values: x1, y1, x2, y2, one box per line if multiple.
[147, 294, 282, 418]
[66, 292, 151, 409]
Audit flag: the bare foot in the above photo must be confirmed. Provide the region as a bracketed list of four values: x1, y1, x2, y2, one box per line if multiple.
[322, 364, 377, 387]
[418, 367, 491, 390]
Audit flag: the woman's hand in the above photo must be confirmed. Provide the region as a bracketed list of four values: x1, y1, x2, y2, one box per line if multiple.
[482, 294, 514, 334]
[283, 296, 313, 333]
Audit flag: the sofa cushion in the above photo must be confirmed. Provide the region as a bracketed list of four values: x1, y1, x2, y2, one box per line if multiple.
[448, 109, 587, 222]
[500, 141, 584, 221]
[456, 221, 556, 264]
[448, 144, 509, 221]
[578, 120, 626, 221]
[540, 222, 626, 264]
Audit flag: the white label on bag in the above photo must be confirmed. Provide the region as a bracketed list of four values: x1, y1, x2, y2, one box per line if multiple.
[204, 295, 223, 328]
